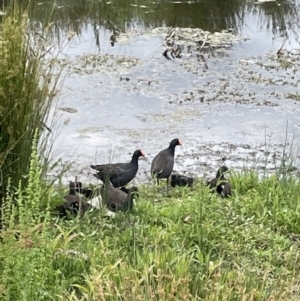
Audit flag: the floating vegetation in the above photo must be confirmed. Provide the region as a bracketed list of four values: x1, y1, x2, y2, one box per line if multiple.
[160, 26, 242, 57]
[236, 50, 300, 92]
[54, 54, 141, 75]
[115, 26, 244, 61]
[285, 93, 300, 101]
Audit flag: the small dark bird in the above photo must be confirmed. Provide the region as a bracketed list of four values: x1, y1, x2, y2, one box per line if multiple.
[171, 174, 194, 187]
[91, 149, 145, 187]
[101, 183, 138, 212]
[208, 166, 231, 197]
[151, 138, 183, 194]
[75, 181, 95, 199]
[120, 186, 140, 199]
[55, 181, 92, 218]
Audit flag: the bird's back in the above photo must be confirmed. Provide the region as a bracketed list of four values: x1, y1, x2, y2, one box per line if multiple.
[93, 160, 138, 187]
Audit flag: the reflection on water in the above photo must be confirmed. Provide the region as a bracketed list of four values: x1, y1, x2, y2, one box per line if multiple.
[2, 0, 300, 182]
[1, 0, 298, 58]
[2, 0, 299, 43]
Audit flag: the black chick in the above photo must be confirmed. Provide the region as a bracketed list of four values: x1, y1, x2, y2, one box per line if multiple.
[208, 166, 231, 197]
[170, 174, 194, 187]
[55, 181, 92, 218]
[75, 181, 95, 199]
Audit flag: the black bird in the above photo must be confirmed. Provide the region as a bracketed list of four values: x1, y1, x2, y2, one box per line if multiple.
[75, 181, 95, 199]
[208, 166, 231, 197]
[55, 181, 92, 218]
[151, 138, 183, 193]
[91, 149, 145, 187]
[120, 186, 140, 199]
[101, 183, 138, 212]
[171, 174, 194, 187]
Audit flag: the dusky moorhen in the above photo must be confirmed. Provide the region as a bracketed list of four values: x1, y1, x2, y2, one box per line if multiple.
[120, 186, 140, 199]
[75, 181, 95, 199]
[171, 174, 194, 187]
[151, 138, 183, 193]
[55, 181, 92, 218]
[208, 166, 231, 197]
[91, 149, 145, 188]
[101, 182, 138, 212]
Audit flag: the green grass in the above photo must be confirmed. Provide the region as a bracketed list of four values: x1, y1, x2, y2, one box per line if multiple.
[0, 0, 63, 201]
[1, 1, 300, 300]
[1, 168, 300, 300]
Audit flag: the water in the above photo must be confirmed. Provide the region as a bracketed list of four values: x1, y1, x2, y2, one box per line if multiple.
[14, 0, 300, 183]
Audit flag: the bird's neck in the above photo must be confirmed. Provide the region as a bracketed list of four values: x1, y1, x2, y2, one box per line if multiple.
[168, 147, 175, 156]
[131, 155, 139, 165]
[69, 188, 76, 195]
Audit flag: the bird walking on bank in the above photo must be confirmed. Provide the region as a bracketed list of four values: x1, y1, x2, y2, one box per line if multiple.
[91, 149, 145, 187]
[151, 138, 183, 194]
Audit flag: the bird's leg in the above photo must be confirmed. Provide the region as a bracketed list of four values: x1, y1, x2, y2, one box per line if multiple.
[152, 175, 158, 187]
[166, 177, 170, 196]
[78, 195, 83, 217]
[155, 177, 160, 194]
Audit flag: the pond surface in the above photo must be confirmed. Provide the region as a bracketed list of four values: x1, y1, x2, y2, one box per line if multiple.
[25, 0, 300, 184]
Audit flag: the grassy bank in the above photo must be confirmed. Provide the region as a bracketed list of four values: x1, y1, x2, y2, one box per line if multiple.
[1, 1, 300, 301]
[1, 168, 300, 300]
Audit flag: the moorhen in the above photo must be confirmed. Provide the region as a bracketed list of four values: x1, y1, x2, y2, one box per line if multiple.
[91, 149, 145, 188]
[120, 186, 140, 199]
[171, 174, 194, 187]
[208, 166, 231, 197]
[151, 138, 183, 193]
[55, 181, 92, 218]
[75, 181, 95, 199]
[101, 182, 138, 212]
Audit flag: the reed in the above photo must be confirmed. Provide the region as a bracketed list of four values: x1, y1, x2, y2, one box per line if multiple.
[0, 0, 63, 200]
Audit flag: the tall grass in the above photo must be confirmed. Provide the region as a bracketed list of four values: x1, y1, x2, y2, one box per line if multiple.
[0, 0, 63, 200]
[1, 165, 300, 300]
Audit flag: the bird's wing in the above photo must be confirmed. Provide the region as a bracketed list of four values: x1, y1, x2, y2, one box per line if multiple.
[64, 194, 78, 202]
[151, 151, 168, 174]
[91, 162, 123, 171]
[95, 164, 125, 177]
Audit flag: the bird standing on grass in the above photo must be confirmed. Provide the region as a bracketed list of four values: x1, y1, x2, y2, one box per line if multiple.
[151, 138, 183, 194]
[101, 182, 138, 212]
[91, 149, 145, 187]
